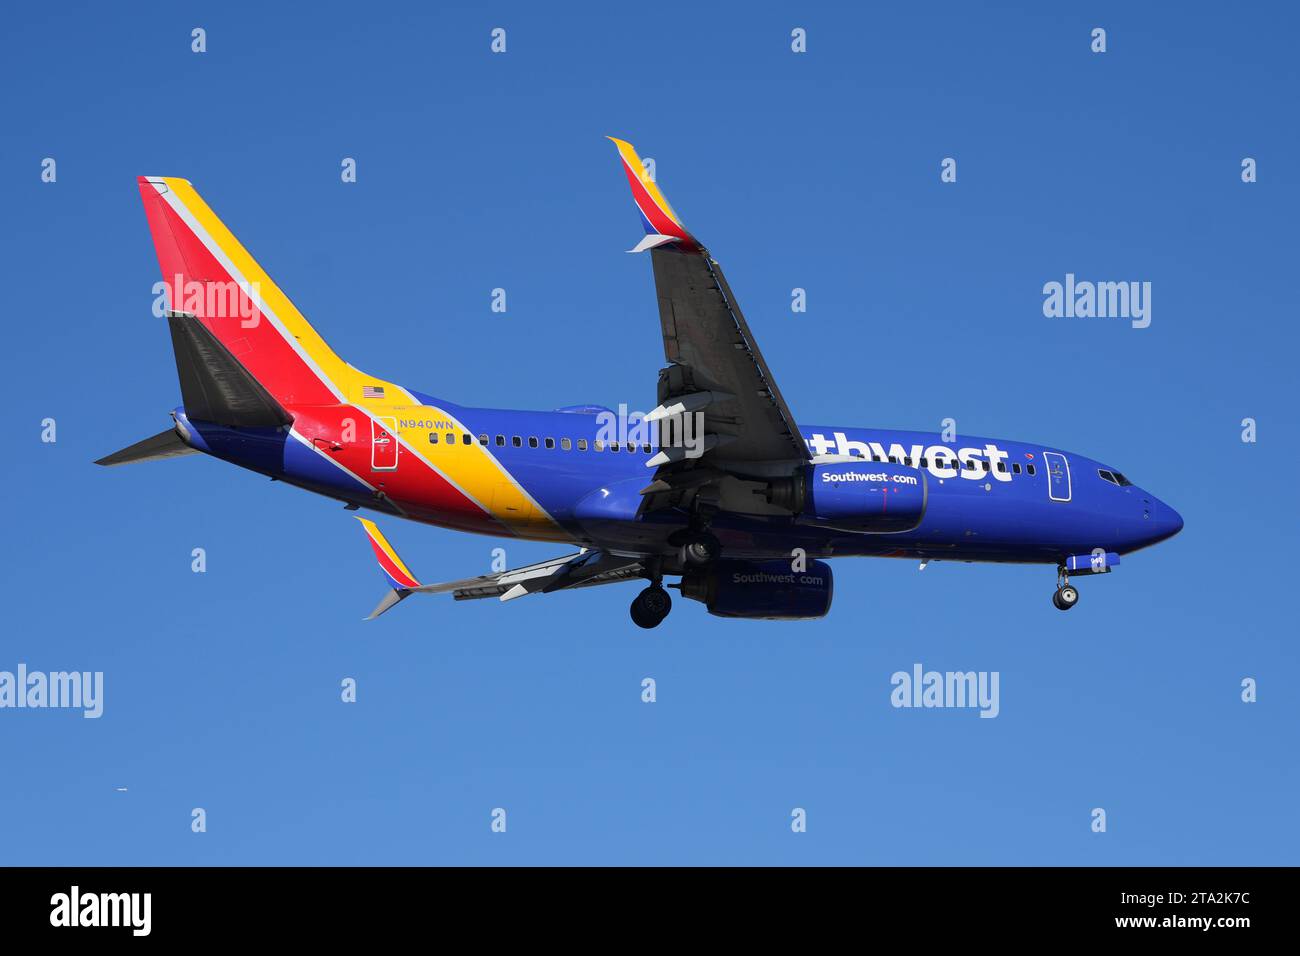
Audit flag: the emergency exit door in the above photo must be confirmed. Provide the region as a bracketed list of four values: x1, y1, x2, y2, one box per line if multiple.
[371, 418, 399, 471]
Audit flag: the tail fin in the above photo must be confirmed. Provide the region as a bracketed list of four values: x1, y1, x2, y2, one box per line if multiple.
[138, 177, 370, 407]
[356, 517, 421, 619]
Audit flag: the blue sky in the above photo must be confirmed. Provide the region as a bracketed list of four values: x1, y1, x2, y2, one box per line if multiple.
[1, 1, 1296, 864]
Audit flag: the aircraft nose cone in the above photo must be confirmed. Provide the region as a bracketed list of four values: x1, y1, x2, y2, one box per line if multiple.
[1147, 499, 1183, 544]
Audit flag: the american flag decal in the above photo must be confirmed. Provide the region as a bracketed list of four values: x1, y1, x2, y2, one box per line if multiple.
[363, 385, 385, 398]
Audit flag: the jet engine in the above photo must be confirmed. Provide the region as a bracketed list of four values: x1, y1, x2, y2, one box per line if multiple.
[765, 462, 927, 533]
[679, 559, 834, 620]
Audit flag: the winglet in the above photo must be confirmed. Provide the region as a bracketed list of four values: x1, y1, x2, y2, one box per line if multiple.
[607, 137, 699, 252]
[356, 517, 421, 619]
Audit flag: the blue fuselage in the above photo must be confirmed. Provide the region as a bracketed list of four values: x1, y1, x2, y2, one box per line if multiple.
[180, 394, 1184, 568]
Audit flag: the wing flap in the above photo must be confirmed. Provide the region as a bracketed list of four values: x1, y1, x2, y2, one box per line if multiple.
[649, 250, 808, 465]
[606, 137, 809, 484]
[416, 550, 644, 601]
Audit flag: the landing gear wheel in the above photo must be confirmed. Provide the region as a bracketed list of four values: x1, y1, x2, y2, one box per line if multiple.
[1052, 585, 1079, 611]
[630, 585, 672, 629]
[679, 533, 721, 566]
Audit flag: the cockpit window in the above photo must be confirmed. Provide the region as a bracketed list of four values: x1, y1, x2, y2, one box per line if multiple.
[1098, 469, 1117, 484]
[1112, 471, 1132, 486]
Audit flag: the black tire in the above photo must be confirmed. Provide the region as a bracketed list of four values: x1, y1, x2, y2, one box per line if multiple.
[630, 586, 672, 629]
[1053, 586, 1078, 611]
[630, 602, 656, 628]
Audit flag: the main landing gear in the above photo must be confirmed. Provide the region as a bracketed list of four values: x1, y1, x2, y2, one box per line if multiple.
[630, 584, 672, 629]
[632, 528, 720, 629]
[630, 555, 673, 629]
[1052, 567, 1079, 611]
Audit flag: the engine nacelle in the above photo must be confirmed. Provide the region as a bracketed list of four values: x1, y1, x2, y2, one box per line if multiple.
[679, 559, 834, 620]
[767, 461, 927, 533]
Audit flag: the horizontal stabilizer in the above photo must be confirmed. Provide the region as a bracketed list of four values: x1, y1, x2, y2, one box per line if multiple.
[95, 427, 198, 467]
[168, 312, 293, 428]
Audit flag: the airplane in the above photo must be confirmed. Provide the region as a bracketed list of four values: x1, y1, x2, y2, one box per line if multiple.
[98, 138, 1184, 628]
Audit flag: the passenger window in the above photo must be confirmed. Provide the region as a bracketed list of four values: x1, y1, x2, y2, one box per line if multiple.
[626, 442, 636, 452]
[594, 440, 604, 451]
[1027, 464, 1036, 476]
[545, 438, 555, 449]
[512, 436, 522, 448]
[1012, 462, 1021, 475]
[428, 432, 439, 444]
[919, 457, 928, 468]
[478, 434, 488, 445]
[996, 462, 1007, 473]
[642, 443, 651, 453]
[496, 435, 505, 447]
[609, 442, 620, 452]
[462, 433, 472, 445]
[528, 437, 538, 448]
[561, 438, 572, 451]
[577, 439, 588, 451]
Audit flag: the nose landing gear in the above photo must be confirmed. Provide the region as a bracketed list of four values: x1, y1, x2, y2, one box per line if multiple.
[1052, 567, 1079, 611]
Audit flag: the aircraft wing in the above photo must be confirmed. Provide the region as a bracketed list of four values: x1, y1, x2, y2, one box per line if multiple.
[356, 517, 644, 618]
[609, 138, 811, 478]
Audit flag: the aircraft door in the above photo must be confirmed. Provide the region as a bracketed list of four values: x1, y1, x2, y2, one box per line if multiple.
[1043, 451, 1071, 502]
[371, 417, 399, 471]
